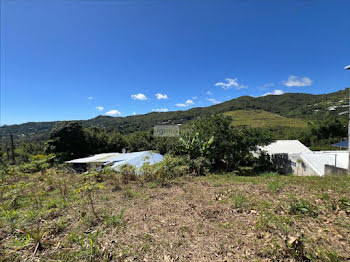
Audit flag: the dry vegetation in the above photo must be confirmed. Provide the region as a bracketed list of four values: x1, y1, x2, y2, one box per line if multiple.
[1, 168, 350, 261]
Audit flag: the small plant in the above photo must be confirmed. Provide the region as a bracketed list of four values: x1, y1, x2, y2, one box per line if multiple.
[119, 164, 137, 185]
[267, 179, 283, 193]
[103, 208, 126, 229]
[122, 188, 137, 200]
[338, 197, 350, 212]
[2, 209, 18, 233]
[76, 180, 103, 220]
[285, 234, 310, 261]
[88, 230, 100, 260]
[23, 220, 47, 255]
[231, 192, 249, 211]
[256, 211, 293, 233]
[289, 199, 319, 217]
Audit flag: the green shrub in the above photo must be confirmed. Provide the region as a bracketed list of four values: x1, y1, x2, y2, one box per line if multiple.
[18, 154, 55, 173]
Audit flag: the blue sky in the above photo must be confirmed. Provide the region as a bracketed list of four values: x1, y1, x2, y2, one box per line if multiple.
[1, 0, 350, 125]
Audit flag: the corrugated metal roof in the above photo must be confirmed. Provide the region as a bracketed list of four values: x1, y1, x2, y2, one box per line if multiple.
[111, 151, 163, 170]
[66, 153, 120, 164]
[259, 140, 311, 154]
[66, 151, 164, 170]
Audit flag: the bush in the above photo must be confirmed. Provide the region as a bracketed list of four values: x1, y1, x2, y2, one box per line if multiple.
[18, 154, 56, 173]
[175, 114, 273, 172]
[140, 155, 190, 185]
[118, 164, 138, 184]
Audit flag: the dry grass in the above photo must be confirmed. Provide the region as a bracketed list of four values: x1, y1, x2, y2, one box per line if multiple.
[1, 169, 350, 261]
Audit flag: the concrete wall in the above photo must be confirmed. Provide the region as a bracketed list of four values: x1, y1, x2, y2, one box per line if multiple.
[295, 159, 319, 176]
[324, 164, 348, 176]
[270, 153, 303, 175]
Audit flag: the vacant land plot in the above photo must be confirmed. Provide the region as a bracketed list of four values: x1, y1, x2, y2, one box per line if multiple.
[1, 170, 350, 261]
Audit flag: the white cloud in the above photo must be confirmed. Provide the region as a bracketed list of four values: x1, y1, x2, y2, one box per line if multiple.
[263, 89, 285, 96]
[208, 98, 221, 104]
[215, 78, 247, 90]
[192, 96, 198, 100]
[176, 99, 195, 107]
[152, 108, 169, 112]
[132, 112, 136, 115]
[131, 93, 147, 100]
[88, 96, 93, 100]
[283, 76, 312, 87]
[96, 106, 104, 111]
[155, 93, 168, 100]
[106, 110, 121, 116]
[206, 91, 213, 95]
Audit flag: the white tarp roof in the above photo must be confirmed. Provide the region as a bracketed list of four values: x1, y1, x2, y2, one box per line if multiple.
[66, 151, 163, 170]
[300, 151, 348, 176]
[259, 140, 311, 154]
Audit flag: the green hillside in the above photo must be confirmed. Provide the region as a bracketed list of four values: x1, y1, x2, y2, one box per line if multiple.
[1, 88, 348, 143]
[224, 110, 308, 129]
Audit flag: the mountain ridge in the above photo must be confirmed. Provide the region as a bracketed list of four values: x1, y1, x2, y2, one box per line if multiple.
[1, 89, 348, 142]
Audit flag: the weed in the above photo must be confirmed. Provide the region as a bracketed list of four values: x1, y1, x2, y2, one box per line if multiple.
[324, 250, 343, 262]
[285, 234, 310, 261]
[88, 230, 100, 260]
[23, 220, 47, 254]
[231, 192, 249, 211]
[122, 188, 136, 199]
[103, 208, 126, 229]
[267, 179, 283, 193]
[289, 199, 319, 217]
[76, 180, 103, 220]
[256, 211, 293, 233]
[338, 197, 350, 212]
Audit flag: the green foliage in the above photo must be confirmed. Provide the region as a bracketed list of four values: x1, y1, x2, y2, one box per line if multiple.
[141, 155, 190, 183]
[177, 131, 214, 159]
[175, 114, 273, 172]
[46, 122, 87, 160]
[289, 199, 319, 217]
[76, 178, 104, 220]
[300, 116, 347, 149]
[85, 127, 127, 155]
[125, 130, 154, 152]
[119, 164, 138, 184]
[103, 208, 125, 228]
[338, 197, 350, 212]
[18, 154, 56, 173]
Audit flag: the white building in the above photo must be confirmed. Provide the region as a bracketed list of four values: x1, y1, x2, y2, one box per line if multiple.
[258, 140, 348, 176]
[297, 151, 348, 176]
[257, 140, 311, 174]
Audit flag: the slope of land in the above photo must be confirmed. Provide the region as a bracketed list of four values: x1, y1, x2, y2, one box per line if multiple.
[1, 170, 350, 261]
[224, 110, 308, 129]
[1, 88, 348, 142]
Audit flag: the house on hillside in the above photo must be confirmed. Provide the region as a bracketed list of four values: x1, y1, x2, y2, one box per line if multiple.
[66, 151, 163, 173]
[256, 140, 311, 174]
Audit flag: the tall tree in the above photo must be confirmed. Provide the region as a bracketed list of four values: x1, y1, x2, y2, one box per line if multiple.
[46, 121, 87, 160]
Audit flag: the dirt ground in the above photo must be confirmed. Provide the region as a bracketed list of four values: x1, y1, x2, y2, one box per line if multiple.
[1, 171, 350, 261]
